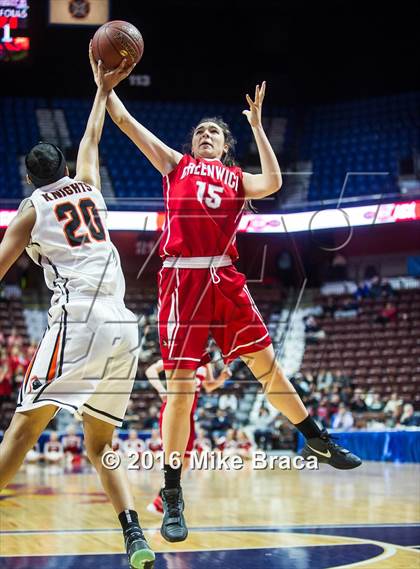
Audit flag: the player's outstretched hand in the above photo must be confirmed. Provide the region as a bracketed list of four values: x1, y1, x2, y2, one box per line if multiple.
[242, 81, 266, 128]
[89, 40, 136, 92]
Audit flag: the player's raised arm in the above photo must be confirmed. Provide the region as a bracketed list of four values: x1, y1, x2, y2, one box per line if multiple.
[106, 90, 183, 176]
[0, 201, 36, 281]
[241, 82, 283, 199]
[89, 44, 181, 176]
[76, 44, 131, 189]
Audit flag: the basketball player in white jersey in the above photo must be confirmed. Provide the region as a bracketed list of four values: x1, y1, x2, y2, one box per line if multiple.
[0, 50, 155, 568]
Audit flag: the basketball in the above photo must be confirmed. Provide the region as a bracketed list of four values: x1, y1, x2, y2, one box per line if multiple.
[92, 20, 144, 70]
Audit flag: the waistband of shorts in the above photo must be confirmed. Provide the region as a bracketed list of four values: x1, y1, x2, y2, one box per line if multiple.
[51, 296, 126, 308]
[162, 255, 232, 269]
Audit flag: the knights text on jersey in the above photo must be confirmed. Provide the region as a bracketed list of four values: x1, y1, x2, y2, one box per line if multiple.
[160, 155, 245, 259]
[23, 176, 125, 306]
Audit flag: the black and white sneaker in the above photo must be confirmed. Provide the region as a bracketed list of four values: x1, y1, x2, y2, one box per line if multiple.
[160, 487, 188, 542]
[124, 526, 155, 569]
[301, 430, 362, 469]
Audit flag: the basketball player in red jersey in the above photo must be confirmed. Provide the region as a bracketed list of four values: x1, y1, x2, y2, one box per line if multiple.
[145, 358, 231, 514]
[90, 53, 362, 541]
[0, 53, 156, 567]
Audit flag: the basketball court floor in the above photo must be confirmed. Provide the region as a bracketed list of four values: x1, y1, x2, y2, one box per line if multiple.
[1, 460, 419, 568]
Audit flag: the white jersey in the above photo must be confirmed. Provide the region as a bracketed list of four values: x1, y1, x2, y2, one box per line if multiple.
[23, 176, 125, 307]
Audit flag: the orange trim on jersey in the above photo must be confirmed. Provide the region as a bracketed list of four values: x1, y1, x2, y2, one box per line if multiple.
[47, 331, 61, 383]
[22, 348, 38, 393]
[78, 198, 106, 243]
[54, 200, 91, 248]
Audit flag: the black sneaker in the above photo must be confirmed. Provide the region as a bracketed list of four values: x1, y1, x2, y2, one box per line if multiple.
[160, 487, 188, 542]
[124, 526, 155, 569]
[301, 430, 362, 469]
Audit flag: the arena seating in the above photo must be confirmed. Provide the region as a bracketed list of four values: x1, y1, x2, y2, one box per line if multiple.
[0, 297, 29, 342]
[300, 91, 420, 202]
[1, 92, 418, 204]
[301, 288, 420, 406]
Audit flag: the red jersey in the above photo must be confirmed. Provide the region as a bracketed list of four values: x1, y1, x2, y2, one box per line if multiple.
[160, 155, 245, 259]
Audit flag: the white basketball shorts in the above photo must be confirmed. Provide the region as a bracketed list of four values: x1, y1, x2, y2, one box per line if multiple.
[16, 299, 139, 427]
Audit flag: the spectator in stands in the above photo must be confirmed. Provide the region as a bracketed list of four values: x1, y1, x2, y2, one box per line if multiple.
[218, 390, 238, 414]
[380, 278, 396, 299]
[332, 369, 351, 388]
[145, 429, 163, 454]
[301, 370, 316, 389]
[340, 385, 354, 406]
[327, 392, 341, 417]
[369, 276, 383, 299]
[44, 432, 64, 465]
[375, 302, 398, 324]
[0, 362, 12, 405]
[296, 372, 314, 396]
[8, 345, 29, 377]
[193, 428, 212, 455]
[366, 392, 385, 412]
[252, 407, 274, 450]
[322, 297, 338, 318]
[398, 404, 419, 427]
[62, 424, 83, 467]
[236, 430, 254, 459]
[216, 428, 237, 456]
[25, 443, 41, 464]
[112, 431, 124, 456]
[12, 364, 25, 391]
[350, 389, 367, 413]
[335, 297, 359, 318]
[194, 406, 213, 432]
[331, 404, 354, 431]
[123, 429, 146, 456]
[210, 409, 232, 441]
[316, 369, 334, 390]
[308, 405, 328, 429]
[7, 328, 23, 349]
[355, 281, 371, 301]
[304, 315, 326, 344]
[122, 400, 140, 430]
[386, 404, 404, 428]
[384, 392, 403, 415]
[27, 342, 37, 361]
[143, 405, 160, 430]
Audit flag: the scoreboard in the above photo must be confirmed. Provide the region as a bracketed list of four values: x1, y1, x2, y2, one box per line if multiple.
[0, 0, 30, 62]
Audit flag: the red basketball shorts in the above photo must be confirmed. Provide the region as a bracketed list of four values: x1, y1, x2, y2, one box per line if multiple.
[158, 259, 271, 370]
[159, 396, 198, 457]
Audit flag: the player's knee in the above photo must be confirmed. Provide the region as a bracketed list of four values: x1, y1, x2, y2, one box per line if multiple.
[85, 438, 111, 461]
[167, 392, 195, 412]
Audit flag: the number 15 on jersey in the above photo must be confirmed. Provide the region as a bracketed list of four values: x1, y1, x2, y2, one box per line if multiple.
[196, 182, 224, 209]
